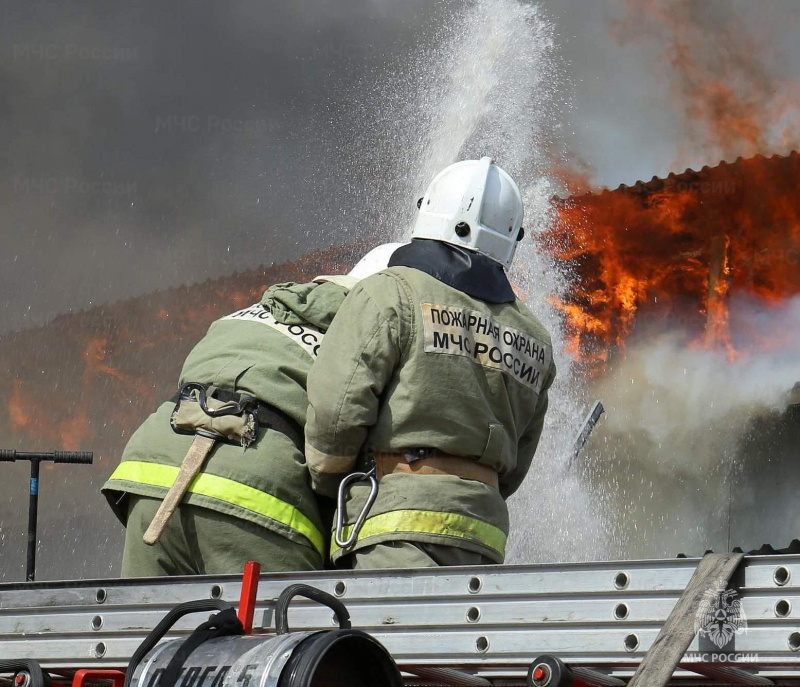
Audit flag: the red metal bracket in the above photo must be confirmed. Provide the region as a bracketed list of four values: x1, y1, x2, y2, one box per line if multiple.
[71, 670, 126, 687]
[237, 560, 261, 634]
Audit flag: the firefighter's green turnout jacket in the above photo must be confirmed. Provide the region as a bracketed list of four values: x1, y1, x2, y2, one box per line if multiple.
[305, 266, 556, 564]
[103, 279, 352, 561]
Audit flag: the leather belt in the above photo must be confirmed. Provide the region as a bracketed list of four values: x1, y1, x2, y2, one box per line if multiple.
[373, 452, 499, 490]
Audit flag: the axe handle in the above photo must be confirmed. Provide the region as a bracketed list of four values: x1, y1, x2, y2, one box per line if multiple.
[143, 434, 216, 546]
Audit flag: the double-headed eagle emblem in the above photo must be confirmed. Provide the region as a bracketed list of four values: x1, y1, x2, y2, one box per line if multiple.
[695, 588, 747, 649]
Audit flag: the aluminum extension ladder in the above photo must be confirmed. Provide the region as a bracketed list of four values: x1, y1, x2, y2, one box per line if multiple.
[2, 554, 800, 686]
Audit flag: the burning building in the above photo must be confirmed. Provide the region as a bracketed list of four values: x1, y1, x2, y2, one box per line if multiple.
[542, 151, 800, 558]
[545, 150, 800, 371]
[0, 153, 799, 579]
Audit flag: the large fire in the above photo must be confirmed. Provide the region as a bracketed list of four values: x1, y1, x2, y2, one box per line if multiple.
[541, 0, 800, 373]
[0, 246, 353, 456]
[542, 152, 800, 372]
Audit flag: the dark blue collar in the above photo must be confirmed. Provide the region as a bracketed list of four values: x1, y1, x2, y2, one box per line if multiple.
[388, 239, 516, 303]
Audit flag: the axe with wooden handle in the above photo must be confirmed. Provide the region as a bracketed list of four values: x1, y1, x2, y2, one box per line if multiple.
[143, 432, 217, 546]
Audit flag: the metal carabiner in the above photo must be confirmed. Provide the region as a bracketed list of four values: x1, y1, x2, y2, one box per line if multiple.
[334, 467, 379, 550]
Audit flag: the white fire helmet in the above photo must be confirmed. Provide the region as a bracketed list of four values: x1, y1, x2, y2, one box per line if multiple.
[314, 242, 406, 289]
[411, 157, 524, 269]
[347, 242, 406, 280]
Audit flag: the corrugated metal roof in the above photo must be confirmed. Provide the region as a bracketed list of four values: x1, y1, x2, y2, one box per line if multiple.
[559, 150, 800, 201]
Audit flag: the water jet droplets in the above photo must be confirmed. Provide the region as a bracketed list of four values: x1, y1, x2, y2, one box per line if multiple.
[382, 0, 604, 563]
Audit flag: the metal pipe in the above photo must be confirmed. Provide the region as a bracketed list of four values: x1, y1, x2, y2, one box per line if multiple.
[27, 459, 40, 582]
[0, 451, 93, 582]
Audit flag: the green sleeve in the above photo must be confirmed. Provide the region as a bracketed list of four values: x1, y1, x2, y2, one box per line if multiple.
[499, 361, 557, 499]
[305, 273, 409, 497]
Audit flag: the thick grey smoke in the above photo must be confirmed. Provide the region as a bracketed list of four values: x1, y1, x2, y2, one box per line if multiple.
[582, 295, 800, 558]
[2, 0, 799, 578]
[0, 0, 461, 334]
[2, 0, 798, 334]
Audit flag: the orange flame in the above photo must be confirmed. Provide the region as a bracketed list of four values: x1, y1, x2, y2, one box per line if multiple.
[1, 246, 355, 454]
[543, 153, 800, 372]
[613, 0, 800, 164]
[9, 381, 30, 429]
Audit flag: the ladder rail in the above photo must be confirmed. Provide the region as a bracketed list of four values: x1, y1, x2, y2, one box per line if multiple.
[1, 555, 799, 682]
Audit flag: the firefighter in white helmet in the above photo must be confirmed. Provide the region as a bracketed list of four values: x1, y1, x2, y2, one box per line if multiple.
[103, 243, 404, 576]
[305, 158, 557, 568]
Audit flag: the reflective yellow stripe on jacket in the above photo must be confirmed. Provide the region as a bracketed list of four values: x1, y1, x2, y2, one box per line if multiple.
[330, 509, 507, 559]
[108, 461, 325, 555]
